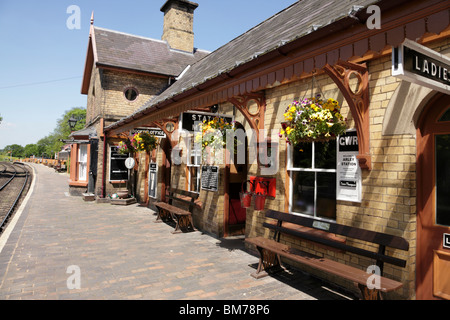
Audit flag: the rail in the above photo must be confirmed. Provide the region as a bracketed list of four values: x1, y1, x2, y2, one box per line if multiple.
[0, 162, 30, 231]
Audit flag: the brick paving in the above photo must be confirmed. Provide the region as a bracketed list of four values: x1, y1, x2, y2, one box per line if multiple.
[0, 163, 355, 300]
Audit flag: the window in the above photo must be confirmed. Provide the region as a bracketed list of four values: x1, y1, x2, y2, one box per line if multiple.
[78, 144, 88, 181]
[187, 140, 201, 193]
[124, 88, 138, 102]
[109, 146, 129, 181]
[288, 140, 337, 220]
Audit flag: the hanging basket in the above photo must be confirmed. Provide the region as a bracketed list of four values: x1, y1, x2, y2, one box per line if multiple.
[279, 75, 347, 145]
[239, 180, 253, 208]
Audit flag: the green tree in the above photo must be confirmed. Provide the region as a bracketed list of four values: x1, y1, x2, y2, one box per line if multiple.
[35, 107, 86, 158]
[2, 144, 24, 158]
[23, 144, 39, 158]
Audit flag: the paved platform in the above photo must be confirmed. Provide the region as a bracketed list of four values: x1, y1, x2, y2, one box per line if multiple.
[0, 163, 355, 300]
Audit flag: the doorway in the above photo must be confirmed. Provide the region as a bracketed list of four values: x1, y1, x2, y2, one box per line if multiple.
[226, 122, 248, 236]
[417, 93, 450, 300]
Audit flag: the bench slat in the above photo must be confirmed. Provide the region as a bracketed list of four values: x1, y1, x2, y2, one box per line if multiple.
[265, 210, 409, 251]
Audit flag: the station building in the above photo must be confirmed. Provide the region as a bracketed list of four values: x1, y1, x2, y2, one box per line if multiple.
[73, 0, 450, 300]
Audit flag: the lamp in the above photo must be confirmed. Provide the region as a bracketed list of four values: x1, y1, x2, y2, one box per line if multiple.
[68, 115, 78, 131]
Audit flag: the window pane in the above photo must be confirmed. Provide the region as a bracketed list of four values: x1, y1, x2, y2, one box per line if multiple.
[291, 171, 315, 216]
[436, 134, 450, 226]
[317, 172, 336, 220]
[78, 145, 88, 181]
[438, 108, 450, 122]
[315, 140, 336, 169]
[292, 142, 312, 168]
[190, 167, 200, 192]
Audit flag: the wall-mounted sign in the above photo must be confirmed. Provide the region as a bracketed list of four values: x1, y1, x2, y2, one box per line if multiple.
[201, 165, 219, 192]
[130, 127, 166, 138]
[444, 233, 450, 249]
[148, 163, 158, 198]
[336, 130, 361, 203]
[181, 111, 234, 132]
[124, 157, 135, 169]
[392, 39, 450, 94]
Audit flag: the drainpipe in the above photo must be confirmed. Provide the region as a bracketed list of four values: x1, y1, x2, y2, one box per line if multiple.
[101, 118, 107, 198]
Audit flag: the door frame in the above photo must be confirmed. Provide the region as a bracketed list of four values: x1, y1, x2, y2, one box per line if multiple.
[416, 93, 450, 300]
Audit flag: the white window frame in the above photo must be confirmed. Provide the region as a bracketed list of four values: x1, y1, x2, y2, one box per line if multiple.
[78, 144, 88, 181]
[187, 138, 202, 193]
[287, 142, 337, 222]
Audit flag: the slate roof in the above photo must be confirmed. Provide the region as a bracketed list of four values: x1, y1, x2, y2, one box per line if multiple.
[123, 0, 380, 116]
[107, 0, 381, 129]
[93, 26, 210, 77]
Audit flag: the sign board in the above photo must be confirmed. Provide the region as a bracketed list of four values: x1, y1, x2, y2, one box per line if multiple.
[392, 39, 450, 94]
[181, 111, 234, 132]
[110, 148, 129, 181]
[336, 130, 361, 203]
[148, 163, 158, 198]
[124, 157, 135, 169]
[201, 165, 219, 192]
[130, 127, 166, 138]
[444, 233, 450, 249]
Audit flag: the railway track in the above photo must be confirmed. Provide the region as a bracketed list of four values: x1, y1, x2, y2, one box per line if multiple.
[0, 162, 32, 233]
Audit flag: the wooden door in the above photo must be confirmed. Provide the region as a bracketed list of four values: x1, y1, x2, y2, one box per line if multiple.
[417, 93, 450, 300]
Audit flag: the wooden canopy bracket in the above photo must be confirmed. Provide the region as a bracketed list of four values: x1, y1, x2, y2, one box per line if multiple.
[323, 60, 371, 170]
[228, 92, 266, 142]
[148, 118, 179, 148]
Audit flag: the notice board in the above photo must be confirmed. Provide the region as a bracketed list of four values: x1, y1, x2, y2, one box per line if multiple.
[336, 131, 362, 203]
[201, 166, 219, 192]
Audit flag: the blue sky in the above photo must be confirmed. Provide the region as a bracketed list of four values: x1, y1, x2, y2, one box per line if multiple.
[0, 0, 297, 149]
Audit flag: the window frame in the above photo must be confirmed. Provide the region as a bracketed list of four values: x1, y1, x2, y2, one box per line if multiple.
[187, 137, 202, 193]
[78, 144, 88, 181]
[287, 141, 337, 222]
[109, 146, 130, 182]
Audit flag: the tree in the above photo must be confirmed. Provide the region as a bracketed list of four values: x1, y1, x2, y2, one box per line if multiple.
[2, 144, 24, 158]
[23, 144, 39, 158]
[35, 107, 86, 158]
[0, 113, 3, 125]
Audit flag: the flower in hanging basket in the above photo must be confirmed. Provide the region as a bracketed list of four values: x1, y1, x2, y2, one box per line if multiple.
[280, 95, 347, 145]
[131, 132, 159, 152]
[194, 117, 235, 163]
[116, 132, 159, 155]
[117, 139, 135, 154]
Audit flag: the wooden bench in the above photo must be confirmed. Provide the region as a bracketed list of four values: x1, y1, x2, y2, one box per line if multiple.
[154, 189, 199, 234]
[245, 209, 409, 300]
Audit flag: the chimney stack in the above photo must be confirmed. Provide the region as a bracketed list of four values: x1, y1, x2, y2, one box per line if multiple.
[160, 0, 199, 53]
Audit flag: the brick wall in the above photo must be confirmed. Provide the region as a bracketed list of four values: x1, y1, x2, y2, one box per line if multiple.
[241, 57, 417, 299]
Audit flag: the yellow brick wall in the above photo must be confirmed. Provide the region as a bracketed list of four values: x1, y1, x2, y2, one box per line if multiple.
[242, 57, 418, 299]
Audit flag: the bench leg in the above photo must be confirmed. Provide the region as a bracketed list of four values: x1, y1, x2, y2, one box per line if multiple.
[251, 247, 284, 279]
[358, 284, 382, 300]
[155, 208, 172, 223]
[171, 214, 196, 234]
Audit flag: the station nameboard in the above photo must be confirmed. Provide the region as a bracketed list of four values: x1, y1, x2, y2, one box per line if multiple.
[181, 111, 234, 132]
[392, 39, 450, 94]
[130, 127, 166, 138]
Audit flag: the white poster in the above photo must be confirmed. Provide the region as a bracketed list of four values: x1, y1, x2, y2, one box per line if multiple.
[336, 131, 362, 203]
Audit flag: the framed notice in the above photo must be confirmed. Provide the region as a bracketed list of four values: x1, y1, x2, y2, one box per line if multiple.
[201, 166, 219, 192]
[336, 131, 362, 203]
